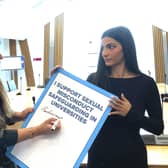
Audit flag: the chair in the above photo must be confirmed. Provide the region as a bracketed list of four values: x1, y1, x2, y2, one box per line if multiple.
[1, 80, 10, 92]
[7, 80, 17, 91]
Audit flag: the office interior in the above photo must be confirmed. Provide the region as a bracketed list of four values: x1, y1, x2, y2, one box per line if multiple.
[0, 0, 168, 167]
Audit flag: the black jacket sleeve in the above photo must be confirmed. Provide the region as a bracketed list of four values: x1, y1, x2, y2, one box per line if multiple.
[126, 78, 164, 135]
[0, 129, 18, 148]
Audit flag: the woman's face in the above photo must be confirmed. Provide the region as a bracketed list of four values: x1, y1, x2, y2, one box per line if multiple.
[101, 37, 124, 67]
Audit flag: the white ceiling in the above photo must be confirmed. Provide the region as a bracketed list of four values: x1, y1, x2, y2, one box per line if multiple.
[0, 0, 69, 40]
[0, 0, 168, 40]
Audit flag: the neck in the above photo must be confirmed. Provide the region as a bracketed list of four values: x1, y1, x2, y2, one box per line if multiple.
[110, 65, 130, 78]
[111, 70, 129, 78]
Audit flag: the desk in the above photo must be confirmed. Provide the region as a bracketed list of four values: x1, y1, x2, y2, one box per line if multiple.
[80, 145, 168, 168]
[157, 83, 166, 94]
[7, 87, 43, 111]
[7, 87, 43, 129]
[147, 145, 168, 168]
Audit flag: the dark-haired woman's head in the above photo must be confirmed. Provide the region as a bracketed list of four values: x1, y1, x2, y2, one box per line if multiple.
[96, 26, 141, 78]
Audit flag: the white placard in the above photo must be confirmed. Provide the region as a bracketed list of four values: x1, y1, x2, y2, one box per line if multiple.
[6, 68, 115, 168]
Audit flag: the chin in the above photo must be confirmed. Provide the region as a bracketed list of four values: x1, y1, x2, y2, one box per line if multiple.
[105, 62, 113, 67]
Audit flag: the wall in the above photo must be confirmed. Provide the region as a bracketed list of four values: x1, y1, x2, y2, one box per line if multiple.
[0, 24, 44, 90]
[0, 38, 25, 90]
[0, 2, 158, 89]
[63, 3, 156, 80]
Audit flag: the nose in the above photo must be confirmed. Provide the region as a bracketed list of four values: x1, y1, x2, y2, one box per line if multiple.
[102, 47, 109, 57]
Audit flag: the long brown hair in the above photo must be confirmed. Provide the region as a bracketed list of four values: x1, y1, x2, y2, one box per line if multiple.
[0, 80, 13, 125]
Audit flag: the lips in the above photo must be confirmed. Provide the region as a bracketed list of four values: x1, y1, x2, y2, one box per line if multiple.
[104, 58, 113, 62]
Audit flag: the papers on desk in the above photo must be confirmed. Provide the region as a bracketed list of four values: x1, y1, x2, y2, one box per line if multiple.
[7, 88, 43, 111]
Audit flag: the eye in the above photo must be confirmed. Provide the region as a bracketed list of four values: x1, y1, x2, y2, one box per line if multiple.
[106, 44, 116, 49]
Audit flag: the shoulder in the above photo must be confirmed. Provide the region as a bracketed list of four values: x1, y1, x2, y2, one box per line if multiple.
[139, 73, 159, 93]
[139, 73, 156, 84]
[86, 72, 97, 82]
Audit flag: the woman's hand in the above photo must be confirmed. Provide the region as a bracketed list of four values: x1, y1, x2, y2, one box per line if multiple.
[17, 118, 61, 142]
[109, 93, 132, 117]
[14, 107, 34, 120]
[36, 118, 61, 135]
[50, 65, 63, 76]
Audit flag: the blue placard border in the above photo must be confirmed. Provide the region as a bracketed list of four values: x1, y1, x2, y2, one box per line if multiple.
[6, 68, 114, 168]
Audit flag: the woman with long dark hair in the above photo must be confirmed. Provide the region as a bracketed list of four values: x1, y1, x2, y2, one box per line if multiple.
[87, 26, 164, 168]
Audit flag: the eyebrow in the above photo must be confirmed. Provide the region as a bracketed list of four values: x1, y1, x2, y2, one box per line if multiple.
[102, 43, 117, 48]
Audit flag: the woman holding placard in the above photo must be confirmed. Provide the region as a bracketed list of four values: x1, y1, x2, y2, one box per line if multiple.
[86, 26, 164, 168]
